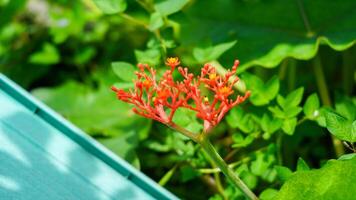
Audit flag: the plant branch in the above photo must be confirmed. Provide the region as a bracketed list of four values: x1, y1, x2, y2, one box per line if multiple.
[167, 122, 199, 142]
[202, 150, 227, 199]
[167, 122, 258, 199]
[312, 56, 331, 106]
[198, 158, 250, 174]
[199, 137, 258, 200]
[312, 55, 344, 156]
[342, 49, 354, 95]
[119, 13, 149, 29]
[296, 0, 314, 37]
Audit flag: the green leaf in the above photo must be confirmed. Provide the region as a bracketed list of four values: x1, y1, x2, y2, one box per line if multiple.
[226, 107, 255, 133]
[260, 188, 278, 200]
[181, 0, 356, 71]
[275, 166, 292, 182]
[316, 107, 328, 127]
[149, 12, 164, 31]
[276, 95, 285, 108]
[232, 133, 254, 148]
[0, 0, 26, 29]
[283, 87, 304, 109]
[284, 106, 302, 118]
[240, 171, 258, 189]
[282, 118, 297, 135]
[335, 97, 356, 120]
[173, 108, 203, 133]
[264, 76, 280, 100]
[29, 43, 60, 65]
[193, 40, 237, 63]
[32, 81, 150, 138]
[111, 62, 136, 82]
[92, 0, 127, 14]
[261, 114, 282, 136]
[303, 93, 320, 119]
[135, 48, 161, 66]
[325, 111, 355, 142]
[74, 47, 96, 65]
[180, 165, 200, 182]
[158, 165, 177, 186]
[268, 106, 285, 119]
[296, 157, 310, 171]
[338, 153, 356, 161]
[243, 74, 280, 106]
[275, 157, 356, 200]
[251, 152, 274, 177]
[155, 0, 189, 16]
[99, 131, 140, 169]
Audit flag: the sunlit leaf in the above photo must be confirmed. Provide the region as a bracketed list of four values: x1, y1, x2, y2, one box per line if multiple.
[135, 48, 161, 66]
[296, 157, 310, 171]
[243, 74, 279, 106]
[92, 0, 126, 14]
[282, 117, 297, 135]
[29, 43, 60, 65]
[193, 40, 237, 63]
[111, 61, 136, 82]
[325, 111, 355, 142]
[155, 0, 189, 16]
[303, 93, 320, 119]
[276, 157, 356, 200]
[275, 166, 292, 182]
[260, 188, 278, 200]
[149, 12, 164, 31]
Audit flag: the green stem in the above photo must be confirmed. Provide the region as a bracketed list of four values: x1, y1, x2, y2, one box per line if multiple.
[296, 0, 314, 37]
[119, 13, 149, 29]
[199, 137, 258, 200]
[198, 158, 250, 174]
[312, 56, 331, 106]
[167, 123, 257, 199]
[342, 49, 354, 95]
[312, 55, 344, 156]
[276, 132, 284, 165]
[288, 59, 297, 92]
[278, 58, 289, 80]
[297, 117, 308, 125]
[202, 150, 227, 199]
[167, 122, 199, 142]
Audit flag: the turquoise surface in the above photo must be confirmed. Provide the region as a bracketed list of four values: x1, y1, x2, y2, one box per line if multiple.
[0, 74, 178, 200]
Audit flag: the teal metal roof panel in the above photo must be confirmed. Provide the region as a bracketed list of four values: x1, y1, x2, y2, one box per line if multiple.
[0, 74, 178, 200]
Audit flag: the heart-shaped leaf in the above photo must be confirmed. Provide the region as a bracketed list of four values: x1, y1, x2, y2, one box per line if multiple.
[180, 0, 356, 70]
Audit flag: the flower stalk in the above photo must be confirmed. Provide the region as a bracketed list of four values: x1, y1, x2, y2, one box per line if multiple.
[198, 134, 259, 200]
[111, 57, 257, 199]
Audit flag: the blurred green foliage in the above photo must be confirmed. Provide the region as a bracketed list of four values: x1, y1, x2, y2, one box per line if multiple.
[0, 0, 355, 199]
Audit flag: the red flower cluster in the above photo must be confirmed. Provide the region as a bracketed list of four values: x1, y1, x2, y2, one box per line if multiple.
[111, 57, 250, 133]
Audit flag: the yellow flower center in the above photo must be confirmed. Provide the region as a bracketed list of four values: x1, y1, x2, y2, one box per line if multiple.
[209, 73, 217, 80]
[219, 86, 231, 96]
[204, 96, 209, 103]
[142, 79, 152, 88]
[166, 57, 180, 67]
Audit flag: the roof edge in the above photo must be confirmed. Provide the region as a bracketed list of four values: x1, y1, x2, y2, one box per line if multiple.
[0, 73, 179, 200]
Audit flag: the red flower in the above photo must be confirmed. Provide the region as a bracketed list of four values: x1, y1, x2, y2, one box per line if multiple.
[111, 58, 250, 133]
[165, 57, 180, 70]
